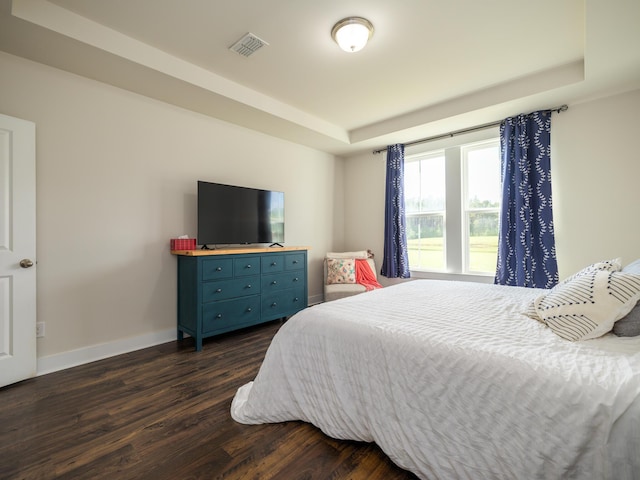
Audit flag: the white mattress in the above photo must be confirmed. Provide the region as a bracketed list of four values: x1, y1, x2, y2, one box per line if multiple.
[231, 280, 640, 479]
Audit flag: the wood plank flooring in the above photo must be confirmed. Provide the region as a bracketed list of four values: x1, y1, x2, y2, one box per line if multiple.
[0, 321, 418, 480]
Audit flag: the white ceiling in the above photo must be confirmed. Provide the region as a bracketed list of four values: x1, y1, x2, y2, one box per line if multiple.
[1, 0, 639, 156]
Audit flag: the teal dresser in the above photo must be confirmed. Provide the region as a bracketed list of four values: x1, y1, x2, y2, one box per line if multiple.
[174, 247, 308, 351]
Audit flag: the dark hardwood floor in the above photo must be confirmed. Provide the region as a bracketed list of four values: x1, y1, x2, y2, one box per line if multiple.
[0, 321, 418, 480]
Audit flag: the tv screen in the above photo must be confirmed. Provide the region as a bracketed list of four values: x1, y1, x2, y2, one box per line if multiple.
[197, 181, 284, 246]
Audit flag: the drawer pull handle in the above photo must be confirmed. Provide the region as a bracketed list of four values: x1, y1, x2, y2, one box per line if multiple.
[293, 260, 298, 264]
[246, 307, 252, 312]
[216, 267, 222, 272]
[271, 262, 277, 266]
[216, 288, 222, 293]
[246, 284, 252, 289]
[294, 297, 299, 302]
[271, 281, 277, 285]
[216, 314, 222, 319]
[293, 277, 299, 282]
[246, 264, 252, 269]
[271, 302, 277, 307]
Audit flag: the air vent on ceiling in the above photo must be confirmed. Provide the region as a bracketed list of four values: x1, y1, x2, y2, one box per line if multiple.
[229, 32, 269, 57]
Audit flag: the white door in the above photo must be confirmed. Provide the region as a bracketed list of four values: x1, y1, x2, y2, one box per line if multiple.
[0, 113, 36, 388]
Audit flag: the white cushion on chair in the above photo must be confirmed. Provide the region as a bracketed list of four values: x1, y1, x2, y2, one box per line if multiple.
[325, 283, 368, 302]
[324, 252, 378, 302]
[326, 250, 369, 259]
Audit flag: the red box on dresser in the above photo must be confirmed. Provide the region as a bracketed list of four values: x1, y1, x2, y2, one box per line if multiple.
[170, 238, 196, 250]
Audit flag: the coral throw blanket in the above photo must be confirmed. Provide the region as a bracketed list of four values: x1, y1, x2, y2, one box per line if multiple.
[355, 259, 383, 291]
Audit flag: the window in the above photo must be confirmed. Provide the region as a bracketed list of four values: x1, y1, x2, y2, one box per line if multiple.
[405, 137, 501, 276]
[405, 152, 446, 270]
[462, 141, 501, 273]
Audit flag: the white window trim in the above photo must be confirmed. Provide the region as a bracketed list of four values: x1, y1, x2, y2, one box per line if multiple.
[405, 128, 500, 283]
[410, 269, 495, 283]
[461, 139, 501, 274]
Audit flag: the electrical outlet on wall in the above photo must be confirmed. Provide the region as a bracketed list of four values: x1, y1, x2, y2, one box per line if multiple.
[36, 322, 45, 338]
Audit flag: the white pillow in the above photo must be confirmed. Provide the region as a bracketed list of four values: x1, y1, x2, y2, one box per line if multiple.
[533, 269, 640, 341]
[525, 258, 622, 323]
[623, 259, 640, 274]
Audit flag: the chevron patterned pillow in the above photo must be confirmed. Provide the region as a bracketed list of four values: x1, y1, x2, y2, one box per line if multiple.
[524, 258, 622, 324]
[533, 269, 640, 341]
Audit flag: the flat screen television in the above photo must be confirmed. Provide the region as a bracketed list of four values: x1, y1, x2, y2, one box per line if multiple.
[197, 181, 284, 247]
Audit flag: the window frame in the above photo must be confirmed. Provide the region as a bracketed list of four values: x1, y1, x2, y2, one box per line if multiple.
[461, 139, 501, 274]
[404, 128, 501, 283]
[404, 150, 447, 272]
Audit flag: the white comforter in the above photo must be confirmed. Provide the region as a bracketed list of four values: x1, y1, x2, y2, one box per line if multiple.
[231, 280, 640, 479]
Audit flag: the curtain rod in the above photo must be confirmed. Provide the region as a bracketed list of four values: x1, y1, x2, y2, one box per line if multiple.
[372, 104, 568, 155]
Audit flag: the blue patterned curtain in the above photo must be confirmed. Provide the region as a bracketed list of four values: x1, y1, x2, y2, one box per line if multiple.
[495, 110, 558, 288]
[381, 144, 410, 278]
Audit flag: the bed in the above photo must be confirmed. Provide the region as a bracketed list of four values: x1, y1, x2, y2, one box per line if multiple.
[231, 278, 640, 479]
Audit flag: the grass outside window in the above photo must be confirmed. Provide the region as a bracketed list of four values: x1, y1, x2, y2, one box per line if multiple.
[408, 235, 498, 274]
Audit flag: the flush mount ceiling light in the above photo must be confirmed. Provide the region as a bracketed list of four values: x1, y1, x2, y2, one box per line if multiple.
[331, 17, 374, 53]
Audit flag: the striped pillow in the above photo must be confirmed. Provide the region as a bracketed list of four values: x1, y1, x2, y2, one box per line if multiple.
[524, 258, 621, 323]
[533, 269, 640, 341]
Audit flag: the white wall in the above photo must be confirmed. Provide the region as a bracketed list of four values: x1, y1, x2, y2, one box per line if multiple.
[552, 89, 640, 278]
[344, 88, 640, 283]
[0, 52, 343, 366]
[342, 149, 389, 283]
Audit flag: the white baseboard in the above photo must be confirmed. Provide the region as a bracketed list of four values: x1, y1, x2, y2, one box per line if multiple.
[36, 328, 177, 376]
[308, 293, 324, 305]
[37, 295, 322, 376]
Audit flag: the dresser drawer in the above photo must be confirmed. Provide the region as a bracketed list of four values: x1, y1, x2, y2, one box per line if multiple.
[262, 287, 306, 318]
[284, 253, 305, 270]
[176, 248, 307, 351]
[261, 271, 304, 293]
[203, 296, 261, 334]
[261, 255, 284, 274]
[202, 276, 260, 302]
[233, 256, 261, 277]
[202, 258, 234, 281]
